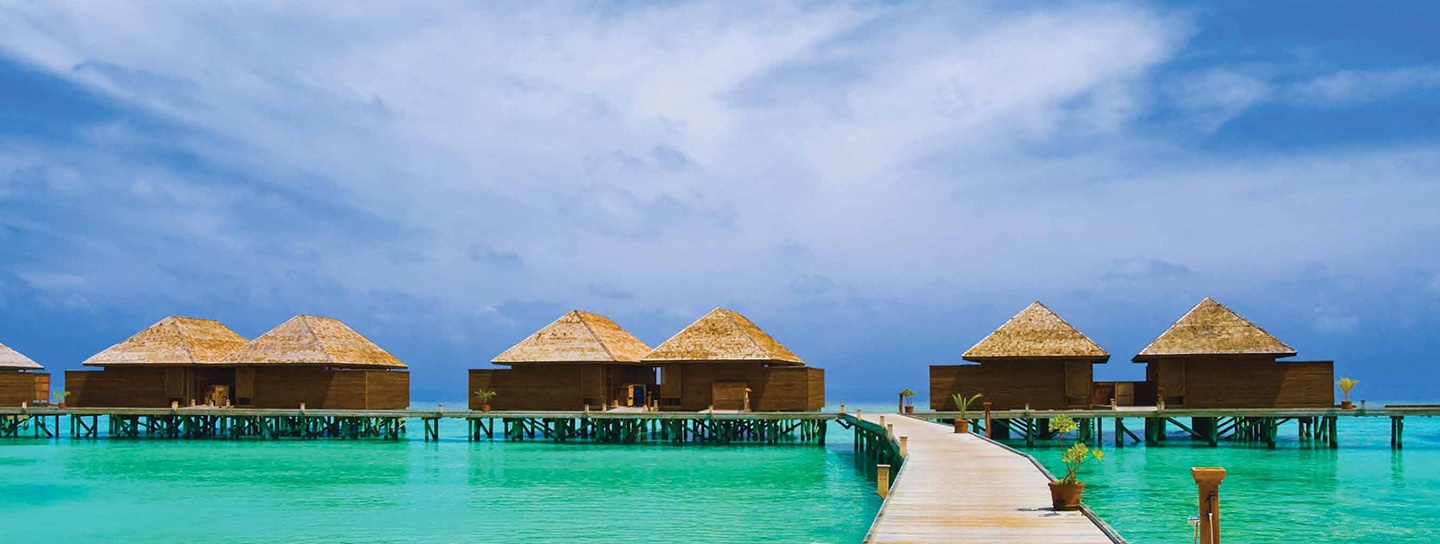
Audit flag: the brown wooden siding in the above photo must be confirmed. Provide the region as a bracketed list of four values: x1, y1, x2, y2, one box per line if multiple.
[251, 368, 409, 409]
[68, 367, 407, 409]
[658, 363, 824, 412]
[469, 364, 656, 410]
[67, 368, 172, 408]
[0, 371, 47, 406]
[1146, 356, 1334, 408]
[930, 361, 1088, 411]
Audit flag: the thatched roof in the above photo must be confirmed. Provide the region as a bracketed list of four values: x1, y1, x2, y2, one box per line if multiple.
[83, 316, 249, 367]
[221, 315, 406, 368]
[963, 301, 1109, 362]
[0, 341, 42, 370]
[1134, 297, 1296, 361]
[642, 308, 805, 365]
[493, 310, 652, 365]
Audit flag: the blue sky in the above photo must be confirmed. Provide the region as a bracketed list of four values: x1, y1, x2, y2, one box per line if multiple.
[1, 1, 1438, 402]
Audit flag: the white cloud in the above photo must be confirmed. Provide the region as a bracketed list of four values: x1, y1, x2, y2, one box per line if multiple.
[0, 1, 1437, 329]
[1289, 68, 1440, 106]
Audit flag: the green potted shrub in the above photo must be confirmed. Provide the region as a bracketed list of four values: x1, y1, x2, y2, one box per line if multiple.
[1047, 414, 1104, 510]
[1337, 378, 1358, 409]
[473, 390, 497, 412]
[951, 393, 983, 434]
[51, 390, 71, 409]
[900, 389, 917, 414]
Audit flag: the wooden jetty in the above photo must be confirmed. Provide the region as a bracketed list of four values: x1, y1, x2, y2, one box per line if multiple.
[845, 412, 1121, 544]
[917, 406, 1440, 450]
[0, 407, 830, 445]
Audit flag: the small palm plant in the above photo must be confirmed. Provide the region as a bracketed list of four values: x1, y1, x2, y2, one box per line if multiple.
[950, 393, 983, 434]
[474, 390, 497, 412]
[1337, 377, 1359, 409]
[51, 390, 70, 407]
[900, 388, 917, 413]
[952, 393, 983, 417]
[1047, 414, 1103, 510]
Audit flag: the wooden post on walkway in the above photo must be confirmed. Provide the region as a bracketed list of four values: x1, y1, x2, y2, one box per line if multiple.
[1192, 467, 1226, 544]
[899, 436, 908, 458]
[983, 402, 993, 439]
[877, 464, 891, 498]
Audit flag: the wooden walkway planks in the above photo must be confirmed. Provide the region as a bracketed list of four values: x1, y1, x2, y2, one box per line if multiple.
[858, 413, 1118, 544]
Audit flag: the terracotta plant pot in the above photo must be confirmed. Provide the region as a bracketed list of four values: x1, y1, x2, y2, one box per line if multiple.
[482, 405, 492, 413]
[57, 402, 67, 409]
[1048, 481, 1085, 510]
[1340, 400, 1354, 410]
[953, 419, 970, 434]
[904, 406, 915, 414]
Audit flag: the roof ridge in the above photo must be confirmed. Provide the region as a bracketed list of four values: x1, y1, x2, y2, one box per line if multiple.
[167, 317, 199, 365]
[298, 315, 338, 364]
[575, 310, 618, 361]
[722, 308, 772, 359]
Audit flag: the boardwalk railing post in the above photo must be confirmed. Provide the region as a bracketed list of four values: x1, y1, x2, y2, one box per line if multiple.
[983, 401, 993, 439]
[899, 436, 908, 458]
[877, 464, 890, 498]
[1192, 467, 1226, 544]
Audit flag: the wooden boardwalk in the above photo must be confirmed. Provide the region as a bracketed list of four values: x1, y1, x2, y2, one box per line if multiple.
[856, 413, 1120, 544]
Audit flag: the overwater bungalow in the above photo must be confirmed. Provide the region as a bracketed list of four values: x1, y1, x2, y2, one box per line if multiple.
[1133, 297, 1334, 408]
[217, 315, 410, 409]
[67, 316, 251, 408]
[68, 315, 409, 409]
[469, 310, 656, 411]
[0, 341, 48, 406]
[642, 308, 824, 412]
[930, 301, 1108, 411]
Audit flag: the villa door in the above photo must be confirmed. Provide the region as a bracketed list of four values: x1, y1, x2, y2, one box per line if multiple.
[712, 381, 748, 411]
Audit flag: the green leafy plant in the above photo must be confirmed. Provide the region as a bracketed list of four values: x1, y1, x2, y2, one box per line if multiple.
[1048, 414, 1079, 435]
[952, 393, 983, 417]
[1337, 378, 1358, 401]
[51, 390, 70, 403]
[900, 388, 916, 398]
[1049, 414, 1103, 484]
[1058, 442, 1104, 485]
[473, 390, 498, 405]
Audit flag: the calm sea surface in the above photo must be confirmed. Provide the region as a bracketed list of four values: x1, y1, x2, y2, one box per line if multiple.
[0, 415, 879, 543]
[3, 407, 1438, 543]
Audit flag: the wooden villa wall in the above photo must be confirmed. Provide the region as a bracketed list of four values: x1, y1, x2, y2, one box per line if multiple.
[930, 361, 1093, 411]
[658, 363, 824, 412]
[468, 364, 657, 411]
[1145, 356, 1334, 408]
[0, 371, 47, 406]
[249, 368, 409, 410]
[66, 368, 172, 408]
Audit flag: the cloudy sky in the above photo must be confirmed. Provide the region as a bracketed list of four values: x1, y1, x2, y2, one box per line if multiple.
[1, 1, 1438, 402]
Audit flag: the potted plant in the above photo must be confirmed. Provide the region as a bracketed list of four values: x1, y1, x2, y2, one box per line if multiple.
[52, 390, 71, 409]
[474, 390, 497, 412]
[900, 389, 917, 414]
[1047, 415, 1104, 510]
[951, 393, 983, 434]
[1337, 378, 1358, 409]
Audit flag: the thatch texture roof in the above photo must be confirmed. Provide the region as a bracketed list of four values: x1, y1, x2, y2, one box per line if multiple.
[1134, 297, 1296, 361]
[0, 341, 43, 370]
[221, 315, 406, 368]
[642, 308, 805, 365]
[493, 310, 652, 365]
[963, 301, 1109, 362]
[83, 316, 249, 367]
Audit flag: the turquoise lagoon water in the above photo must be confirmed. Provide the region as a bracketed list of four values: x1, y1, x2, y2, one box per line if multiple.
[4, 408, 1439, 543]
[1025, 414, 1440, 543]
[0, 417, 880, 543]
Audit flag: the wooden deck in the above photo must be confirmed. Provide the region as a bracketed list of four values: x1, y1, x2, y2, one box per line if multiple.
[855, 413, 1120, 544]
